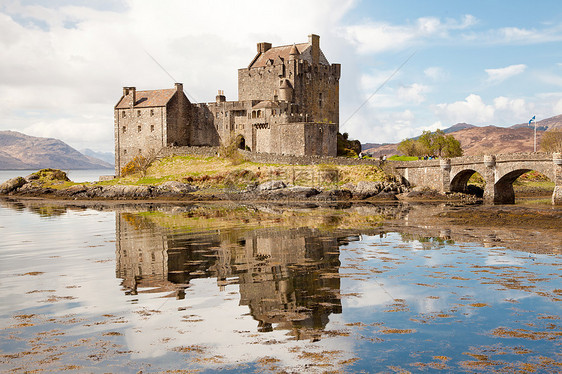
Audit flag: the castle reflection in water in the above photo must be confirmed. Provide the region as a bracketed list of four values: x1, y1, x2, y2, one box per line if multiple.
[115, 211, 348, 336]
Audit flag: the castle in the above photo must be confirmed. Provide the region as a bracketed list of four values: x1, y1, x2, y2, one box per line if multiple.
[114, 34, 340, 176]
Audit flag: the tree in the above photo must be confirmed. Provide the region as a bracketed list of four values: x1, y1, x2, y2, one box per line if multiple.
[337, 132, 361, 157]
[540, 130, 562, 152]
[398, 138, 424, 157]
[398, 129, 462, 158]
[441, 134, 463, 157]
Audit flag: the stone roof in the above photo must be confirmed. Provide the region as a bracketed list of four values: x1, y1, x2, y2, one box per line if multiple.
[252, 100, 281, 109]
[249, 42, 329, 68]
[115, 88, 176, 109]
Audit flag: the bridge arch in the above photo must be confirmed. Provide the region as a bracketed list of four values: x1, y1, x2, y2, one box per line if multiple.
[451, 169, 480, 192]
[393, 153, 562, 205]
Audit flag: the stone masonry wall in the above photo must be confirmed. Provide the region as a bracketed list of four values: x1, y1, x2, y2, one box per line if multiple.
[155, 146, 382, 167]
[114, 106, 167, 176]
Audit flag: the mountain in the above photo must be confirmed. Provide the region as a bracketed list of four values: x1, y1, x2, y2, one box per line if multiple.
[81, 148, 115, 166]
[363, 114, 562, 157]
[511, 114, 562, 131]
[450, 126, 542, 155]
[0, 131, 113, 170]
[443, 123, 476, 134]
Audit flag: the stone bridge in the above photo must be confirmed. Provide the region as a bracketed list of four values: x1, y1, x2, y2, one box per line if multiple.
[393, 152, 562, 205]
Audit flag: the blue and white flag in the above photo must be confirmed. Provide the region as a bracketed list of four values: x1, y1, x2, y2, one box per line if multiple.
[528, 115, 535, 125]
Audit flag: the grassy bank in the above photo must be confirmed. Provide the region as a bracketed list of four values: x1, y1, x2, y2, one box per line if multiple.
[104, 155, 395, 189]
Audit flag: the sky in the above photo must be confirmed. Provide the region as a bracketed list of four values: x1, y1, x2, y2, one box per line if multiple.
[1, 0, 562, 152]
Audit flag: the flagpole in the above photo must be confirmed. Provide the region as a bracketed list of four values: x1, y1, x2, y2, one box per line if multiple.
[534, 118, 537, 152]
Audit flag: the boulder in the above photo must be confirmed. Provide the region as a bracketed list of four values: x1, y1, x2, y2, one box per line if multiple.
[353, 181, 383, 199]
[313, 189, 353, 201]
[98, 185, 153, 198]
[257, 180, 286, 191]
[0, 177, 27, 194]
[156, 181, 198, 195]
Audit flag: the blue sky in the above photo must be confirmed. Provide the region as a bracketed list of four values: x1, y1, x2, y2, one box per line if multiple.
[1, 0, 561, 152]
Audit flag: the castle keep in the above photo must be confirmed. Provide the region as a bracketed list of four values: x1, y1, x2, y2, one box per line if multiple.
[114, 34, 340, 176]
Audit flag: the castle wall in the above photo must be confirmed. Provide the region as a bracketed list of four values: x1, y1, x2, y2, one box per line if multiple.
[190, 104, 220, 146]
[304, 122, 338, 157]
[165, 93, 190, 147]
[114, 106, 167, 176]
[238, 65, 284, 102]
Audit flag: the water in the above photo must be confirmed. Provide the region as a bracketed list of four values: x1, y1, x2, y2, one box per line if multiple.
[0, 201, 560, 373]
[0, 169, 113, 184]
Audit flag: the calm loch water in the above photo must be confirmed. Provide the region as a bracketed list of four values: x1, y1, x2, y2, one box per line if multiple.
[0, 201, 560, 373]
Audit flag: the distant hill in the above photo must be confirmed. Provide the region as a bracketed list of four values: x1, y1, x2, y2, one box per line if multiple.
[0, 131, 113, 170]
[443, 123, 476, 133]
[363, 114, 562, 157]
[511, 114, 562, 131]
[81, 148, 115, 166]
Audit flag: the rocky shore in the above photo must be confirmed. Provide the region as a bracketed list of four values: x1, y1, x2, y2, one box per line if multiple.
[0, 170, 480, 203]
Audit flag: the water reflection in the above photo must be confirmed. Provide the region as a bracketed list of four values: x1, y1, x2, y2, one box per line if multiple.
[116, 211, 345, 338]
[1, 200, 561, 372]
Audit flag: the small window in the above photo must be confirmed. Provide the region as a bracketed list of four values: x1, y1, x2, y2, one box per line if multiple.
[150, 124, 154, 132]
[319, 93, 323, 108]
[122, 111, 126, 118]
[138, 125, 141, 132]
[150, 109, 154, 116]
[123, 149, 127, 155]
[122, 126, 126, 133]
[137, 110, 141, 117]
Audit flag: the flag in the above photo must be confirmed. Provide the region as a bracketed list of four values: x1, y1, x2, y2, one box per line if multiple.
[528, 115, 535, 125]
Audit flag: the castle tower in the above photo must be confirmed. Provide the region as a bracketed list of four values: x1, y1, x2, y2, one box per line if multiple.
[289, 44, 299, 61]
[279, 79, 293, 102]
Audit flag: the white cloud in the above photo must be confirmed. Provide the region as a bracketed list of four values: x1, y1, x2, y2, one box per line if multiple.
[397, 83, 429, 104]
[341, 14, 477, 54]
[462, 24, 562, 45]
[434, 94, 495, 124]
[432, 94, 561, 126]
[555, 98, 562, 114]
[0, 0, 356, 152]
[424, 67, 447, 80]
[485, 64, 527, 83]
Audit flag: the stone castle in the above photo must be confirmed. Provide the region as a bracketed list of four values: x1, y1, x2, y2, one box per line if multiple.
[114, 34, 341, 176]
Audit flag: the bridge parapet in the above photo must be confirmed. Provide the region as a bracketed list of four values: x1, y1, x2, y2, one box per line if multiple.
[392, 152, 561, 205]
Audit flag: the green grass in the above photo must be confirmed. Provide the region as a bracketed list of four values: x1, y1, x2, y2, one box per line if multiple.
[102, 154, 395, 189]
[388, 155, 418, 161]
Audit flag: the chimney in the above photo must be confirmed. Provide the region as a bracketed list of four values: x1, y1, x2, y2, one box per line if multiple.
[308, 34, 320, 64]
[123, 86, 136, 107]
[216, 89, 226, 103]
[175, 82, 183, 92]
[257, 42, 272, 54]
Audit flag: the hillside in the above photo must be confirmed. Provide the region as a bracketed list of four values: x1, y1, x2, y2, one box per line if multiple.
[364, 114, 561, 157]
[511, 114, 562, 131]
[0, 131, 112, 170]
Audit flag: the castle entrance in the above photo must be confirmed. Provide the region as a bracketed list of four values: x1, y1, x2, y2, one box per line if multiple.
[235, 135, 246, 150]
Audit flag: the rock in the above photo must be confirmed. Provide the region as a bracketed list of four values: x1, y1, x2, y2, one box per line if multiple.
[257, 180, 286, 191]
[56, 184, 88, 197]
[98, 185, 153, 198]
[156, 181, 198, 194]
[0, 177, 27, 194]
[25, 173, 39, 181]
[353, 181, 383, 199]
[270, 186, 319, 199]
[313, 189, 353, 201]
